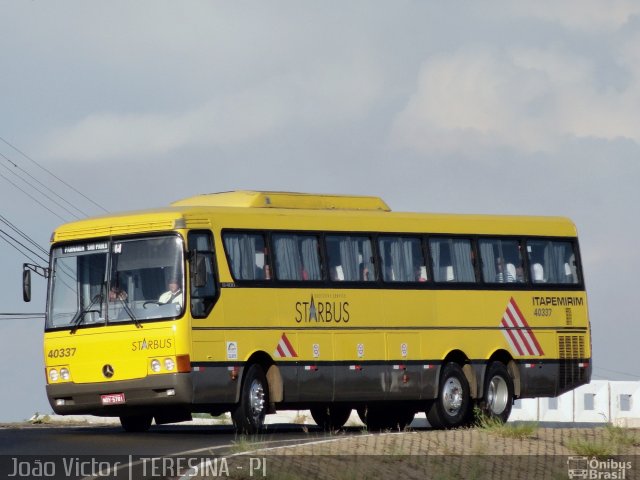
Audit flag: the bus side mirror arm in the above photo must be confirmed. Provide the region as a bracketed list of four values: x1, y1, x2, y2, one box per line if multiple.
[23, 263, 50, 303]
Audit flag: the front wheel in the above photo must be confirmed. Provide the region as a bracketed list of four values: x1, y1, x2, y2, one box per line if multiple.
[232, 364, 269, 434]
[119, 415, 152, 432]
[426, 362, 471, 429]
[479, 362, 514, 423]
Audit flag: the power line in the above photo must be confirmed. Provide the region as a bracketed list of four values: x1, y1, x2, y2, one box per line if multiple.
[0, 229, 48, 264]
[0, 135, 109, 213]
[0, 152, 89, 218]
[0, 159, 81, 220]
[0, 313, 45, 321]
[0, 230, 42, 265]
[0, 214, 48, 256]
[0, 170, 69, 222]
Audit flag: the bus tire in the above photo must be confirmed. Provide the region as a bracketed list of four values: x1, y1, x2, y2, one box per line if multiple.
[310, 405, 351, 431]
[479, 361, 513, 423]
[232, 364, 269, 434]
[357, 404, 414, 431]
[119, 415, 152, 432]
[426, 362, 471, 429]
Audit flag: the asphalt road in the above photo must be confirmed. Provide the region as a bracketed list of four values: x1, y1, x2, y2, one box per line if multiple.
[0, 423, 359, 479]
[0, 422, 610, 480]
[0, 422, 351, 456]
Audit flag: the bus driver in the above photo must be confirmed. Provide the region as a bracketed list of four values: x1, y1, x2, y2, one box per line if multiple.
[159, 277, 183, 307]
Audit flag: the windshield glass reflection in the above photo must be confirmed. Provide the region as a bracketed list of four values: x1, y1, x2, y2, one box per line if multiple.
[48, 236, 184, 330]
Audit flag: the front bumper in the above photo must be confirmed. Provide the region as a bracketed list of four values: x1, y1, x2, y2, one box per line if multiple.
[46, 373, 193, 416]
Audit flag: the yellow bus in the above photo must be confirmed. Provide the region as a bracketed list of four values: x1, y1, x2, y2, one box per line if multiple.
[30, 191, 591, 433]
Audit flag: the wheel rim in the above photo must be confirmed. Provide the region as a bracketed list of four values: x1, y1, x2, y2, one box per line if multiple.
[442, 377, 463, 416]
[249, 379, 265, 419]
[487, 375, 509, 415]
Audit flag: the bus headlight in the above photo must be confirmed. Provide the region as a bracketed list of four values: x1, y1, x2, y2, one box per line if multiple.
[150, 359, 161, 373]
[60, 368, 70, 381]
[49, 369, 59, 382]
[164, 358, 175, 371]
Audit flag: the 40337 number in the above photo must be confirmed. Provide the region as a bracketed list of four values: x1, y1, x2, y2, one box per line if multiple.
[47, 348, 76, 358]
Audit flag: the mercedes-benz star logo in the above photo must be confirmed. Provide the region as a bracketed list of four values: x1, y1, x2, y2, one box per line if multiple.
[102, 364, 114, 378]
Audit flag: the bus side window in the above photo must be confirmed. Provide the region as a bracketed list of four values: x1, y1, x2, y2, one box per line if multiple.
[326, 235, 376, 282]
[188, 231, 216, 318]
[526, 239, 580, 285]
[378, 236, 427, 283]
[272, 233, 322, 281]
[478, 238, 524, 284]
[429, 237, 476, 283]
[222, 232, 270, 281]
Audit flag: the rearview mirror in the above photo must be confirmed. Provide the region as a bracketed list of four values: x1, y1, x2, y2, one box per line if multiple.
[23, 268, 31, 303]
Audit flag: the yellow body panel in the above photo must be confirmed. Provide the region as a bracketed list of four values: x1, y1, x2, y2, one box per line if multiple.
[45, 191, 589, 396]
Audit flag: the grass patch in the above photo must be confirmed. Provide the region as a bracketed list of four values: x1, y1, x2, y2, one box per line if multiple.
[605, 423, 638, 448]
[566, 423, 639, 457]
[229, 435, 267, 454]
[475, 410, 538, 439]
[29, 413, 52, 424]
[566, 437, 617, 458]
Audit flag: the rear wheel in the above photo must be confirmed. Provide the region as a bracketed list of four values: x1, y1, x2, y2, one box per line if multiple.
[310, 405, 352, 431]
[119, 415, 152, 432]
[426, 362, 471, 429]
[357, 404, 415, 431]
[479, 362, 513, 423]
[232, 364, 269, 434]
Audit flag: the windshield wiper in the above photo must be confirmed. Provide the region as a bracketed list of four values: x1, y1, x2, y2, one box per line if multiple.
[70, 290, 104, 334]
[114, 295, 142, 329]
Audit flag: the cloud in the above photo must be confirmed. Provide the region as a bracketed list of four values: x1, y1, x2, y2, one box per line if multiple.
[508, 0, 640, 31]
[41, 57, 384, 162]
[391, 43, 640, 155]
[42, 91, 288, 161]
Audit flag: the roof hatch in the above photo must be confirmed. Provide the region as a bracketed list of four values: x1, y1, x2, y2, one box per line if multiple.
[171, 191, 391, 211]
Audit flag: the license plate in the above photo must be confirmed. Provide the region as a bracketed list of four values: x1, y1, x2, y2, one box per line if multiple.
[101, 393, 126, 405]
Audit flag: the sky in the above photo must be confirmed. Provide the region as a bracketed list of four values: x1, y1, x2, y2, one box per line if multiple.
[1, 1, 639, 422]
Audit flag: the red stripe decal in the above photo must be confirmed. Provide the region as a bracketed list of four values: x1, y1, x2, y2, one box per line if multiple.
[505, 307, 535, 356]
[281, 333, 297, 357]
[510, 298, 544, 355]
[502, 318, 525, 355]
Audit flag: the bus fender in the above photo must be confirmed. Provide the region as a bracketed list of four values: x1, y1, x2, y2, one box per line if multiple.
[462, 364, 478, 399]
[266, 364, 283, 404]
[507, 360, 521, 397]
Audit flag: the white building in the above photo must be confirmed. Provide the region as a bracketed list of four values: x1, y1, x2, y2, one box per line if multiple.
[509, 380, 640, 426]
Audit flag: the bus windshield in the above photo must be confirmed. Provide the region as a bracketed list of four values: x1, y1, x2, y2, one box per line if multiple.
[47, 235, 185, 330]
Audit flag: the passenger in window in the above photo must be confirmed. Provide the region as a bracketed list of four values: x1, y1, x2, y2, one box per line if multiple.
[330, 265, 344, 281]
[415, 266, 428, 282]
[496, 258, 515, 283]
[109, 285, 128, 302]
[564, 254, 577, 282]
[515, 266, 525, 283]
[531, 263, 544, 282]
[255, 248, 271, 280]
[360, 263, 370, 281]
